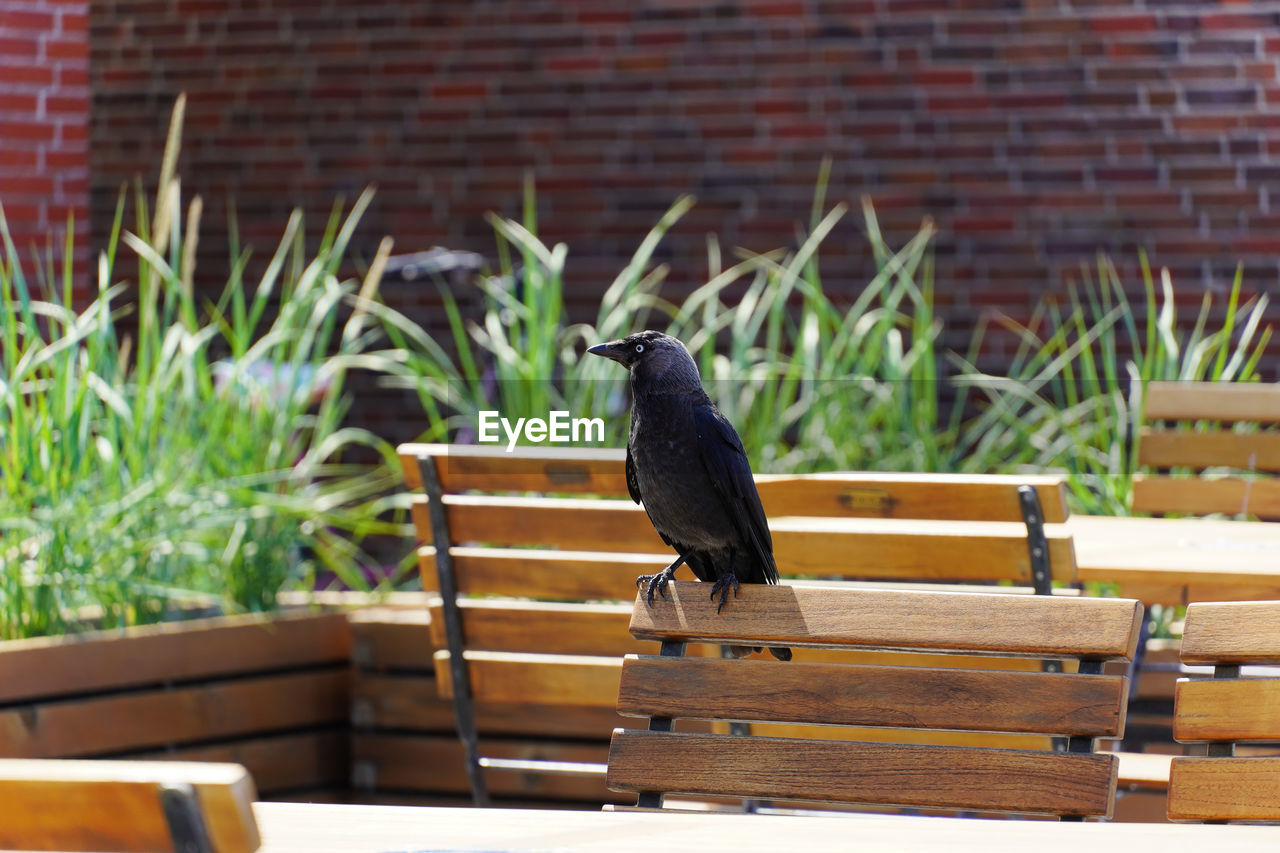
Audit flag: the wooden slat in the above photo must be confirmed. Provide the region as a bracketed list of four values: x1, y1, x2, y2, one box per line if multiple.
[1144, 381, 1280, 424]
[351, 673, 637, 736]
[0, 759, 259, 853]
[0, 611, 351, 704]
[1180, 601, 1280, 664]
[1132, 476, 1280, 519]
[413, 497, 1077, 581]
[411, 494, 657, 549]
[348, 608, 432, 671]
[1168, 756, 1280, 821]
[0, 670, 349, 758]
[135, 731, 350, 797]
[423, 547, 1085, 601]
[606, 730, 1117, 816]
[352, 733, 619, 802]
[1139, 429, 1280, 472]
[627, 583, 1143, 661]
[398, 443, 628, 494]
[1174, 678, 1280, 742]
[426, 599, 637, 656]
[755, 473, 1069, 523]
[420, 546, 665, 600]
[616, 656, 1127, 736]
[433, 650, 622, 706]
[398, 444, 1071, 522]
[769, 517, 1077, 582]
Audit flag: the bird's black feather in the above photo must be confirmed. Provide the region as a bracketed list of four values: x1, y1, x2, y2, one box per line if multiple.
[588, 330, 791, 661]
[692, 403, 779, 585]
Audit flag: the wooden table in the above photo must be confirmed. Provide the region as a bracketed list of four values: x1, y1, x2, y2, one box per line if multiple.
[1067, 515, 1280, 605]
[252, 803, 1280, 852]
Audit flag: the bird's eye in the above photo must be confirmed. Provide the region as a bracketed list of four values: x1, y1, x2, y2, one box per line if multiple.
[634, 344, 645, 353]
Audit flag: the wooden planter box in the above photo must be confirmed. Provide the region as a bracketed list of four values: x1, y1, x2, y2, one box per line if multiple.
[0, 608, 354, 800]
[0, 594, 493, 805]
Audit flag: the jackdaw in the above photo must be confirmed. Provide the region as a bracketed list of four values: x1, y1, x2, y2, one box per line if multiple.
[588, 330, 791, 661]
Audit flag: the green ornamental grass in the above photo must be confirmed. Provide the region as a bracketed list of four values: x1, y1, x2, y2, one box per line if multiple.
[3, 101, 1271, 640]
[0, 96, 407, 639]
[388, 160, 1271, 520]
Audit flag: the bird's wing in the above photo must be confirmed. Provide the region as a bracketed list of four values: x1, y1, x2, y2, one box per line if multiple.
[692, 403, 779, 584]
[625, 444, 643, 505]
[628, 442, 673, 547]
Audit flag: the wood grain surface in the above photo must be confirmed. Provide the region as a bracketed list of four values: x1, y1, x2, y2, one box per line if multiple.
[616, 655, 1127, 736]
[1180, 601, 1280, 664]
[606, 730, 1118, 816]
[1174, 677, 1280, 742]
[0, 759, 259, 853]
[1143, 381, 1280, 424]
[1168, 756, 1280, 821]
[627, 582, 1142, 660]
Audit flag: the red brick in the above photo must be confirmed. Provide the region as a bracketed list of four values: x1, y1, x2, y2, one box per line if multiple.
[912, 68, 976, 87]
[1087, 14, 1158, 34]
[0, 92, 39, 111]
[1200, 13, 1277, 31]
[3, 9, 55, 30]
[0, 36, 40, 58]
[430, 81, 488, 99]
[543, 54, 605, 74]
[0, 121, 55, 141]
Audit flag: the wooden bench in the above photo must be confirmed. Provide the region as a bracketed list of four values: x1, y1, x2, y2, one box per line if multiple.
[606, 582, 1143, 819]
[1168, 600, 1280, 822]
[1136, 381, 1280, 518]
[0, 759, 259, 852]
[392, 444, 1105, 808]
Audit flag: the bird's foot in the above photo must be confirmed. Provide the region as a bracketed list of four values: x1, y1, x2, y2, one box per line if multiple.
[709, 574, 740, 613]
[636, 566, 678, 606]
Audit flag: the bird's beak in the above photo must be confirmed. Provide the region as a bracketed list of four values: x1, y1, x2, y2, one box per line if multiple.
[587, 341, 628, 365]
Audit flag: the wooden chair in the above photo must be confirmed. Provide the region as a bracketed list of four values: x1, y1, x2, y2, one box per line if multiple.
[1168, 601, 1280, 822]
[0, 759, 259, 852]
[395, 444, 1084, 807]
[1136, 381, 1280, 518]
[607, 582, 1144, 820]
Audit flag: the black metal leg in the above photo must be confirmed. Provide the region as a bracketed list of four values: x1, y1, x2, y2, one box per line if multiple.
[420, 454, 490, 807]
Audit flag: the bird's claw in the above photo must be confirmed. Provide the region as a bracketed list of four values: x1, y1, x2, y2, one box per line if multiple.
[709, 574, 739, 613]
[636, 567, 676, 606]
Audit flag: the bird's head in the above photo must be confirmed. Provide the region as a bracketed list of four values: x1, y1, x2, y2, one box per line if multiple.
[587, 331, 702, 390]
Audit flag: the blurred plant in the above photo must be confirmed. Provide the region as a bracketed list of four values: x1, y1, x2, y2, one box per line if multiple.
[0, 96, 406, 639]
[377, 174, 684, 444]
[953, 256, 1271, 514]
[387, 164, 1273, 520]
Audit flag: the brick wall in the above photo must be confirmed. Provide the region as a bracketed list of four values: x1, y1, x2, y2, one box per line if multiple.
[88, 0, 1280, 400]
[1, 0, 89, 286]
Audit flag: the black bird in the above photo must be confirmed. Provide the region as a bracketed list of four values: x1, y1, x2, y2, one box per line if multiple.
[588, 330, 791, 661]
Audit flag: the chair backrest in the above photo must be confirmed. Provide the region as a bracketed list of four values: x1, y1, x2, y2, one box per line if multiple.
[400, 443, 1077, 592]
[1136, 381, 1280, 518]
[397, 443, 1080, 807]
[1169, 600, 1280, 822]
[607, 582, 1142, 819]
[0, 759, 259, 852]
